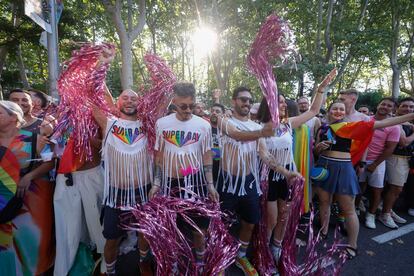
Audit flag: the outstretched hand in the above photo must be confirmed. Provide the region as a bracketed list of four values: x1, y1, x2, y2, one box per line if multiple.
[317, 68, 337, 93]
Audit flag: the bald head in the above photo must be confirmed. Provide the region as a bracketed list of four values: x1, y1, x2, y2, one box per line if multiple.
[117, 89, 139, 116]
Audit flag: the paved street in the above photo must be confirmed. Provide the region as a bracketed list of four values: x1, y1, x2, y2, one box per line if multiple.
[117, 207, 414, 276]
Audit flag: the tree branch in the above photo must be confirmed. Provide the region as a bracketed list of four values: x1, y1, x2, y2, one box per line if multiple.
[130, 0, 146, 40]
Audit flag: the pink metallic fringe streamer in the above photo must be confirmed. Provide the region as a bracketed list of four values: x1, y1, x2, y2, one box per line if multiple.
[52, 43, 115, 159]
[137, 54, 177, 154]
[253, 171, 346, 275]
[247, 14, 296, 127]
[125, 196, 238, 275]
[281, 178, 347, 276]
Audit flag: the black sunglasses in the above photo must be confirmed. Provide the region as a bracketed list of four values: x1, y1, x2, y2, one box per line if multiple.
[177, 104, 196, 111]
[237, 97, 254, 104]
[64, 173, 73, 186]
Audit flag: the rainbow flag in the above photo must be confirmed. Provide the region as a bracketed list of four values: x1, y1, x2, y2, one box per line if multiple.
[330, 120, 375, 165]
[293, 125, 311, 214]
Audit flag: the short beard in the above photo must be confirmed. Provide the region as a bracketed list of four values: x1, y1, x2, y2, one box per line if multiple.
[120, 108, 137, 116]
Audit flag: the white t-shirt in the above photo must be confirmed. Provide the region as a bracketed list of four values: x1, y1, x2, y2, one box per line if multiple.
[155, 114, 212, 198]
[103, 117, 151, 208]
[265, 122, 295, 180]
[220, 117, 262, 196]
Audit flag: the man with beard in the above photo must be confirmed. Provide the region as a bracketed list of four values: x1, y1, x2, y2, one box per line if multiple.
[8, 89, 42, 133]
[92, 89, 153, 276]
[217, 87, 300, 275]
[361, 98, 401, 229]
[384, 98, 414, 222]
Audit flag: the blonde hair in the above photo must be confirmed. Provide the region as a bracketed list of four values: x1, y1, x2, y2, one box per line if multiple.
[0, 100, 26, 126]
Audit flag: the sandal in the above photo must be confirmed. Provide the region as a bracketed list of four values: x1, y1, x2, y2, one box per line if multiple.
[345, 246, 358, 260]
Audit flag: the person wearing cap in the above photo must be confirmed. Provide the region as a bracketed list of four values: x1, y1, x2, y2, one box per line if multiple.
[0, 100, 55, 275]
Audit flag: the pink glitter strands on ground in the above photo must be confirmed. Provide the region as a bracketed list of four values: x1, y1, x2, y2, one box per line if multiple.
[125, 196, 238, 276]
[247, 13, 297, 127]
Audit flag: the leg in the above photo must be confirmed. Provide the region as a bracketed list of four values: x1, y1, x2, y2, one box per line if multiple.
[383, 184, 403, 214]
[368, 187, 382, 214]
[272, 199, 290, 244]
[138, 232, 153, 276]
[336, 194, 359, 249]
[266, 201, 278, 241]
[316, 187, 332, 236]
[104, 238, 122, 275]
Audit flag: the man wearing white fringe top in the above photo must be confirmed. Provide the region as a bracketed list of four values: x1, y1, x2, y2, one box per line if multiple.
[92, 89, 153, 276]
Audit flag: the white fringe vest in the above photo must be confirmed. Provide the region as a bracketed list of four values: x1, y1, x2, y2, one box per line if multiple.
[219, 117, 262, 196]
[102, 118, 152, 209]
[155, 114, 212, 199]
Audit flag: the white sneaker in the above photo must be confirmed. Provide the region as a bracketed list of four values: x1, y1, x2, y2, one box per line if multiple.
[408, 208, 414, 217]
[358, 200, 366, 213]
[379, 213, 398, 229]
[365, 213, 376, 229]
[390, 210, 407, 224]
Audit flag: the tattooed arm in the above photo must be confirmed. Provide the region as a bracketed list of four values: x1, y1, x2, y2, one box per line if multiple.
[149, 150, 163, 199]
[202, 150, 219, 202]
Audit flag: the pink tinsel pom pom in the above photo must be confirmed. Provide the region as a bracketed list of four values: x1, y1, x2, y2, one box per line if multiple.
[247, 13, 296, 127]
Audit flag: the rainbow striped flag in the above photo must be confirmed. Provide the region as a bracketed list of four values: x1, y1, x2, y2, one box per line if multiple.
[293, 125, 311, 214]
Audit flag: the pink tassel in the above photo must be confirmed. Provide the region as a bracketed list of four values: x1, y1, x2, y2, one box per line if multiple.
[246, 14, 296, 127]
[137, 54, 177, 154]
[124, 196, 238, 275]
[52, 43, 115, 160]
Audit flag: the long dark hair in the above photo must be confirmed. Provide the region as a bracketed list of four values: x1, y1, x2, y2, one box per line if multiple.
[257, 94, 288, 123]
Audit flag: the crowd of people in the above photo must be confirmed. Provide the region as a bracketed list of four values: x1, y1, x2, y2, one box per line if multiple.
[1, 73, 414, 276]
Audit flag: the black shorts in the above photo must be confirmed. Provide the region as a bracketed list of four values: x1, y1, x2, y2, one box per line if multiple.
[217, 172, 261, 224]
[102, 185, 150, 240]
[267, 170, 290, 201]
[168, 177, 210, 230]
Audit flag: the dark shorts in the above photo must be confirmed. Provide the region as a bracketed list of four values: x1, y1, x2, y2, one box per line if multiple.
[267, 170, 290, 201]
[217, 172, 261, 224]
[102, 185, 150, 240]
[168, 177, 210, 230]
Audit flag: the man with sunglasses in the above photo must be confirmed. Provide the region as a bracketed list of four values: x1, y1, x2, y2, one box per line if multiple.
[148, 82, 219, 273]
[216, 86, 300, 276]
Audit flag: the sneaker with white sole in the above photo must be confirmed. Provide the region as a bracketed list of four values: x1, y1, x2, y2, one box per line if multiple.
[235, 256, 259, 276]
[378, 213, 398, 229]
[391, 210, 407, 224]
[408, 208, 414, 217]
[365, 213, 376, 229]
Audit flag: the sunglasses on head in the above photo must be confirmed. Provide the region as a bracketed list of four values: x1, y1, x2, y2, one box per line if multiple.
[64, 173, 73, 186]
[177, 104, 196, 110]
[237, 97, 254, 104]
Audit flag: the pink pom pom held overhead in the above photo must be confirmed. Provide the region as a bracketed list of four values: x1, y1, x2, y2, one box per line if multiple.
[52, 43, 116, 160]
[247, 13, 297, 127]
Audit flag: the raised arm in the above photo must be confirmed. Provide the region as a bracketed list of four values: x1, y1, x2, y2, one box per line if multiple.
[91, 104, 108, 135]
[373, 113, 414, 129]
[290, 68, 337, 129]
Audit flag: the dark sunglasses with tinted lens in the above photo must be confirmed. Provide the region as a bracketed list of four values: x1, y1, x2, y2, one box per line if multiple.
[177, 104, 196, 110]
[64, 173, 73, 186]
[237, 97, 254, 104]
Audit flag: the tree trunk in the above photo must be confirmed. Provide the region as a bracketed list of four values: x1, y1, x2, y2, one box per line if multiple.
[120, 39, 134, 90]
[17, 45, 30, 88]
